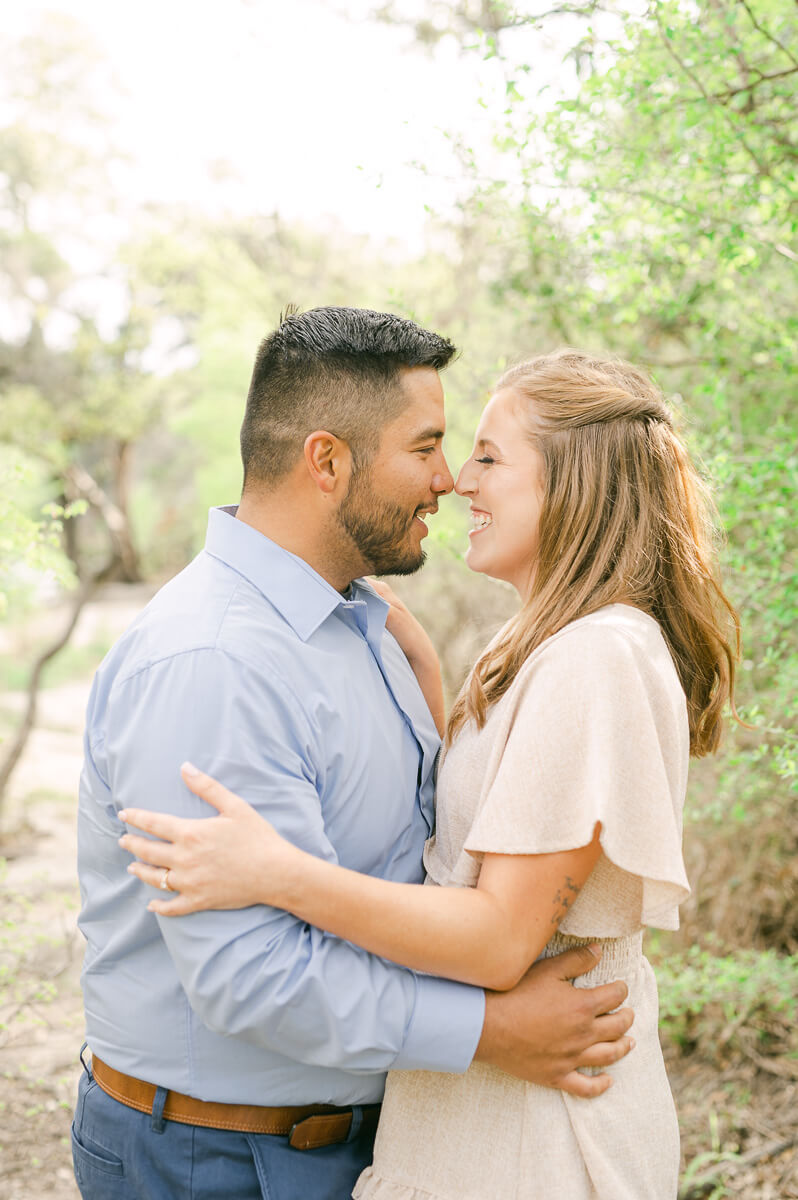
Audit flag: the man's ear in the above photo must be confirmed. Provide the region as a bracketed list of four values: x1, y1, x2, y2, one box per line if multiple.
[302, 430, 352, 496]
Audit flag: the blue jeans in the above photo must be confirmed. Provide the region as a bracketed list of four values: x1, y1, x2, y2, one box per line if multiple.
[71, 1060, 378, 1200]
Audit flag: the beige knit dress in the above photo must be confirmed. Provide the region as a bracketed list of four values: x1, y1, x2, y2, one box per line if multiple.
[353, 605, 690, 1200]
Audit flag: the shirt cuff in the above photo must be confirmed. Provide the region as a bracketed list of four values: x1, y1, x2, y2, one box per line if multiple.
[392, 975, 486, 1074]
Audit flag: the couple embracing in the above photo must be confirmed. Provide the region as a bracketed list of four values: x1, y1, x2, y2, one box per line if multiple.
[73, 307, 737, 1199]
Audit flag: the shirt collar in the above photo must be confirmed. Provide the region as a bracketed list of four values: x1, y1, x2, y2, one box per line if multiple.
[204, 506, 389, 643]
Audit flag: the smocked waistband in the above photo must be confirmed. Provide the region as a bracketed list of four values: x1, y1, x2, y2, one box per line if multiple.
[540, 930, 645, 986]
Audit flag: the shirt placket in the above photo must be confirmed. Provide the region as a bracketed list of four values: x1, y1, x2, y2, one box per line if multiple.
[340, 598, 433, 835]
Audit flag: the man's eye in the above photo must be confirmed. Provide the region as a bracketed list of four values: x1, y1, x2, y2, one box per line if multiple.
[416, 446, 436, 455]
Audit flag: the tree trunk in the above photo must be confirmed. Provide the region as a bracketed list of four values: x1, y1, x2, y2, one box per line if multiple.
[112, 441, 142, 583]
[66, 461, 140, 581]
[0, 462, 142, 819]
[0, 556, 121, 818]
[58, 486, 82, 579]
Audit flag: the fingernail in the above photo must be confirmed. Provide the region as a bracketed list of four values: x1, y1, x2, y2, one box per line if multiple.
[126, 864, 136, 873]
[182, 761, 201, 778]
[630, 1038, 636, 1050]
[118, 810, 128, 821]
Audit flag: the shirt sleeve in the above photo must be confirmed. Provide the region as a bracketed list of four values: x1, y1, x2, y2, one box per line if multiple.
[463, 622, 691, 930]
[104, 648, 484, 1075]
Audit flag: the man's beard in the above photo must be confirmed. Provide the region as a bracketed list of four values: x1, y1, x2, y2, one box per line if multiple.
[337, 468, 426, 577]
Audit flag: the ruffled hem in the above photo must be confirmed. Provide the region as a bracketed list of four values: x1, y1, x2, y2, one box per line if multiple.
[353, 1167, 447, 1200]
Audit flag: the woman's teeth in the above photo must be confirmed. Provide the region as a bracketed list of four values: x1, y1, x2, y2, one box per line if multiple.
[471, 513, 492, 530]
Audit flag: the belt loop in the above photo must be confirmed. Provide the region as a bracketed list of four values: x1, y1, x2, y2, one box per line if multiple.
[150, 1085, 169, 1134]
[79, 1042, 93, 1080]
[345, 1106, 363, 1143]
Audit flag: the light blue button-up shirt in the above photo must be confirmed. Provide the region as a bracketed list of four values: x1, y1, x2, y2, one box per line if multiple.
[78, 506, 485, 1105]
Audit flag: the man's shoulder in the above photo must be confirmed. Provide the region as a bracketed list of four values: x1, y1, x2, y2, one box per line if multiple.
[100, 551, 300, 690]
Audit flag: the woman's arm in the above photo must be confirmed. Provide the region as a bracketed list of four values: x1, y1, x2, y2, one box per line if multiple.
[120, 765, 602, 992]
[368, 580, 445, 736]
[274, 833, 602, 991]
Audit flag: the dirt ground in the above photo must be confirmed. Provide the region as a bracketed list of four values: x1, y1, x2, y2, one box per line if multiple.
[0, 588, 795, 1199]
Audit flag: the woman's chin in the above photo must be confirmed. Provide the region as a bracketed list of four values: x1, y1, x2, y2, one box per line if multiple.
[464, 547, 499, 582]
[464, 548, 528, 595]
[463, 545, 485, 575]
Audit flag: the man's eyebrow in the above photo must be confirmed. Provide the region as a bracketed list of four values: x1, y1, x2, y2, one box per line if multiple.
[409, 427, 445, 443]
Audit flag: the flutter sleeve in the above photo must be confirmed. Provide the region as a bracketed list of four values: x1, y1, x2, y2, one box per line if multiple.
[463, 616, 691, 932]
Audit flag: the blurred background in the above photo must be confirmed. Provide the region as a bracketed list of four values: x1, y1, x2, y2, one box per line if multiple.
[1, 1, 796, 1196]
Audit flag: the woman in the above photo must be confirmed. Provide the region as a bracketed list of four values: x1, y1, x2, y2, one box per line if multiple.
[121, 349, 739, 1198]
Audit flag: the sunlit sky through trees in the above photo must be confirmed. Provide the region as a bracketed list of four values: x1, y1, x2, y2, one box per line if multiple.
[7, 0, 573, 252]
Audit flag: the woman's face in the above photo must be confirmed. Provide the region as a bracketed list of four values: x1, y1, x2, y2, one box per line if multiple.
[455, 388, 545, 598]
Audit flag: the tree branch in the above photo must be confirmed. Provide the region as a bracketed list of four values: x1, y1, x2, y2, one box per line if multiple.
[65, 462, 139, 581]
[738, 0, 798, 69]
[709, 64, 798, 103]
[652, 4, 773, 177]
[0, 555, 121, 811]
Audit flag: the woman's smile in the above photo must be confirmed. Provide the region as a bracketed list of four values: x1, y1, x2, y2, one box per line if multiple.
[469, 509, 493, 534]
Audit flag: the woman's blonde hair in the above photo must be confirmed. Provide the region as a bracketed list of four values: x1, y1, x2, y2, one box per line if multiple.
[447, 348, 739, 757]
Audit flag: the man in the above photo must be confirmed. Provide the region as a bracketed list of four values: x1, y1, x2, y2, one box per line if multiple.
[73, 307, 634, 1200]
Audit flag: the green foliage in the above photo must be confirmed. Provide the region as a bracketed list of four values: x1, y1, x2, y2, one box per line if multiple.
[654, 944, 798, 1064]
[0, 860, 75, 1043]
[537, 0, 797, 434]
[0, 451, 77, 619]
[432, 0, 798, 952]
[705, 432, 798, 806]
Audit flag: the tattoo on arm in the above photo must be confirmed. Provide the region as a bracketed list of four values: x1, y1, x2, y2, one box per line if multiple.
[550, 876, 582, 925]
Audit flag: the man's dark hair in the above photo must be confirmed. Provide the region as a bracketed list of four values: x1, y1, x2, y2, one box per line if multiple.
[240, 306, 457, 487]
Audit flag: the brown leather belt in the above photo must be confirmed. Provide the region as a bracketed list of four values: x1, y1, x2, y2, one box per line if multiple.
[91, 1054, 381, 1150]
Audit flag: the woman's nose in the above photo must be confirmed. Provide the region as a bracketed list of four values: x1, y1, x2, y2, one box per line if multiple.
[455, 462, 475, 496]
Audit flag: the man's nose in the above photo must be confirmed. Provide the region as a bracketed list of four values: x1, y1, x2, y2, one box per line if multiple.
[431, 455, 455, 495]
